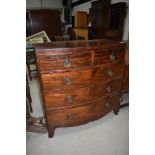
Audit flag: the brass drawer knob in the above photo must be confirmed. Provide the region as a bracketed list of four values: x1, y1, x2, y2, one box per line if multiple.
[105, 102, 111, 108]
[66, 96, 73, 104]
[64, 78, 72, 85]
[108, 69, 113, 77]
[64, 56, 71, 67]
[110, 53, 116, 61]
[67, 113, 73, 120]
[106, 86, 111, 93]
[120, 96, 123, 102]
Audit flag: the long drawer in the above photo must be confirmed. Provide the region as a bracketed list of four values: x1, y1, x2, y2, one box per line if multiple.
[43, 78, 122, 109]
[37, 51, 92, 73]
[46, 93, 120, 126]
[37, 48, 124, 73]
[40, 62, 124, 90]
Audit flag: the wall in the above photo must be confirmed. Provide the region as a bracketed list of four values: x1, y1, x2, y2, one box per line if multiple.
[26, 0, 63, 9]
[72, 0, 129, 40]
[72, 0, 96, 15]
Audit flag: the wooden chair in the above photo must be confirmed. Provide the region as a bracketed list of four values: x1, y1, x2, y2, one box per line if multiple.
[26, 48, 37, 81]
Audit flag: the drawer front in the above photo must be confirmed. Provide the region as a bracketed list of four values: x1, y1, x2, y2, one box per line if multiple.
[43, 78, 122, 109]
[94, 49, 124, 66]
[46, 93, 120, 126]
[41, 62, 124, 90]
[37, 52, 92, 73]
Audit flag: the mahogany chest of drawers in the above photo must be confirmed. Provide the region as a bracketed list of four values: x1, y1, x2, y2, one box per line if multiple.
[34, 39, 125, 138]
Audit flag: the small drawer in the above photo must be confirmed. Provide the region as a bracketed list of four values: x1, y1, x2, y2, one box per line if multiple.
[40, 61, 124, 90]
[46, 93, 120, 126]
[43, 78, 122, 109]
[94, 49, 124, 66]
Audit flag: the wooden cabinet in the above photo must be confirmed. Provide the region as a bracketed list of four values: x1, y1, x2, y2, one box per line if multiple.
[89, 0, 126, 40]
[89, 0, 110, 39]
[90, 0, 106, 29]
[104, 2, 127, 40]
[26, 9, 62, 41]
[74, 11, 88, 28]
[34, 39, 125, 138]
[73, 28, 88, 40]
[74, 11, 89, 40]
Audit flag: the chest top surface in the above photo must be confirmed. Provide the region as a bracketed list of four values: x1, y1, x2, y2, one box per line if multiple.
[33, 39, 124, 53]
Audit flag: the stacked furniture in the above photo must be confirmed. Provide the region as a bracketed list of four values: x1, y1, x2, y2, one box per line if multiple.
[74, 11, 88, 28]
[73, 11, 88, 40]
[34, 39, 125, 138]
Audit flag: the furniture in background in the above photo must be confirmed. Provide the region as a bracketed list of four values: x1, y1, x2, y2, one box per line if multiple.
[74, 11, 88, 28]
[103, 30, 120, 40]
[34, 39, 126, 138]
[26, 43, 36, 81]
[73, 28, 88, 40]
[26, 49, 36, 81]
[103, 2, 127, 40]
[26, 9, 61, 80]
[26, 74, 33, 119]
[54, 35, 70, 41]
[89, 0, 126, 40]
[66, 27, 76, 40]
[26, 9, 62, 41]
[26, 31, 51, 80]
[73, 11, 88, 40]
[89, 0, 110, 39]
